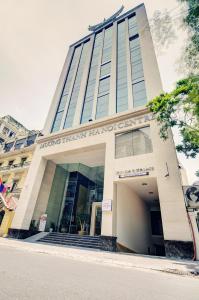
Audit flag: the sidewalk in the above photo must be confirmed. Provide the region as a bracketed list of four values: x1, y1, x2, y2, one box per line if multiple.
[0, 238, 198, 277]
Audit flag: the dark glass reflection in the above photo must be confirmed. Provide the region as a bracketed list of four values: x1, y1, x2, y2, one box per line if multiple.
[59, 165, 104, 234]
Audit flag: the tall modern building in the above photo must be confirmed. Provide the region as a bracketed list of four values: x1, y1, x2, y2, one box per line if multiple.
[9, 4, 193, 258]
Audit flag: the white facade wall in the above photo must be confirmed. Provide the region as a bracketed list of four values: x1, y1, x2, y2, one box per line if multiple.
[11, 110, 192, 244]
[116, 182, 152, 253]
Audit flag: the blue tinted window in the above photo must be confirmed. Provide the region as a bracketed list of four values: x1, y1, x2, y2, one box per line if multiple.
[116, 21, 128, 113]
[132, 80, 147, 107]
[96, 94, 109, 119]
[51, 46, 81, 132]
[81, 32, 103, 124]
[128, 17, 147, 107]
[95, 27, 113, 120]
[64, 42, 90, 129]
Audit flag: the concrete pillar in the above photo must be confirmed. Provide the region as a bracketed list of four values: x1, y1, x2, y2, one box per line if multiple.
[11, 148, 47, 230]
[32, 161, 56, 222]
[101, 137, 115, 236]
[151, 120, 192, 257]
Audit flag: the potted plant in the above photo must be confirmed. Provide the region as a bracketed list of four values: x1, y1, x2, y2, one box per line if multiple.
[78, 217, 87, 236]
[49, 222, 55, 232]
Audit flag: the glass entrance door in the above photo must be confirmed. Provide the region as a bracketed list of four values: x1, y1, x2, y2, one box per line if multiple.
[58, 164, 104, 234]
[90, 202, 102, 236]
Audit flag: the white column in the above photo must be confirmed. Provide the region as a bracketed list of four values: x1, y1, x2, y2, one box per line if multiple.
[101, 137, 115, 236]
[151, 121, 192, 242]
[11, 148, 47, 230]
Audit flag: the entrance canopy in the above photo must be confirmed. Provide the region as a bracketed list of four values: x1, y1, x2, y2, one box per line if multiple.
[44, 144, 106, 167]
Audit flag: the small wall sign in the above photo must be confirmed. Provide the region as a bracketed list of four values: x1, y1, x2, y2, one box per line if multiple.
[119, 171, 149, 178]
[39, 214, 47, 232]
[102, 199, 112, 212]
[183, 184, 199, 208]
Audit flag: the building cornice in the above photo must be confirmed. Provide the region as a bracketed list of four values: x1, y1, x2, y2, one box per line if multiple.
[37, 107, 150, 144]
[0, 144, 35, 159]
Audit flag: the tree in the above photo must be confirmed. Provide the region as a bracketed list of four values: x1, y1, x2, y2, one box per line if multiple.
[180, 0, 199, 72]
[148, 0, 199, 162]
[151, 0, 199, 73]
[147, 75, 199, 158]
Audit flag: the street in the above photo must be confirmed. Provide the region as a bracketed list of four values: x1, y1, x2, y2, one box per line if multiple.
[0, 244, 198, 300]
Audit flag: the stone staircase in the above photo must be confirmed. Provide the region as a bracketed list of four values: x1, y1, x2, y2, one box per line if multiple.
[38, 232, 102, 250]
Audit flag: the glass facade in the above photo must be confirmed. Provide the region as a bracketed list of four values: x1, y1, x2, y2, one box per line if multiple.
[51, 46, 82, 132]
[116, 21, 128, 113]
[64, 41, 90, 129]
[51, 11, 149, 132]
[96, 26, 113, 120]
[115, 126, 152, 158]
[81, 32, 103, 124]
[128, 16, 147, 107]
[45, 163, 104, 234]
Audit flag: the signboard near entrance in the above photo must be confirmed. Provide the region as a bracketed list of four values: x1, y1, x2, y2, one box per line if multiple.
[183, 184, 199, 208]
[102, 199, 112, 212]
[39, 214, 47, 232]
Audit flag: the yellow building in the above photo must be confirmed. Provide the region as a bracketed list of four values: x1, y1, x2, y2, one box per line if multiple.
[0, 115, 40, 236]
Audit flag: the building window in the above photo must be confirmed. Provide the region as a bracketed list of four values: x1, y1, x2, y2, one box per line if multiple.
[95, 26, 113, 120]
[128, 16, 147, 108]
[101, 26, 113, 64]
[14, 138, 27, 150]
[9, 131, 15, 138]
[4, 142, 14, 152]
[98, 76, 110, 96]
[2, 127, 9, 135]
[26, 134, 37, 146]
[81, 32, 103, 124]
[21, 157, 27, 166]
[96, 76, 110, 119]
[11, 179, 19, 192]
[51, 45, 82, 132]
[128, 14, 137, 37]
[116, 21, 128, 113]
[100, 61, 111, 78]
[64, 41, 90, 129]
[8, 160, 14, 166]
[132, 80, 147, 107]
[95, 94, 109, 119]
[115, 126, 152, 158]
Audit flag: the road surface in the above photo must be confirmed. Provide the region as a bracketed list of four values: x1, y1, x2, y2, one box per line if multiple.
[0, 245, 198, 300]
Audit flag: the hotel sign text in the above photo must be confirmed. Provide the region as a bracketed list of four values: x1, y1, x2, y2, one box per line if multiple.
[40, 114, 153, 149]
[116, 167, 154, 177]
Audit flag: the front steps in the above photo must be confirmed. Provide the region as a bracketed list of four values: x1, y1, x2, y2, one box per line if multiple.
[38, 232, 102, 250]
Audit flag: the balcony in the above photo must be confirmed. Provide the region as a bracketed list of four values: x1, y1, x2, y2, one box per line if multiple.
[12, 188, 22, 199]
[0, 161, 31, 172]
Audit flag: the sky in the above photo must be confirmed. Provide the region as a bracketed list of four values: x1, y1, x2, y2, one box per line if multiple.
[0, 0, 198, 184]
